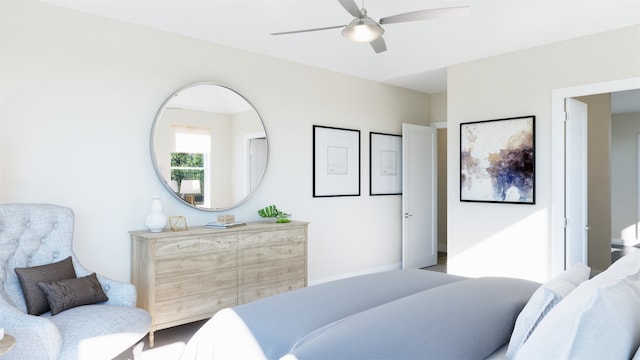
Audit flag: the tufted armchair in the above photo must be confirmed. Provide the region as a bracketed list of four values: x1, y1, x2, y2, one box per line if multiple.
[0, 204, 151, 360]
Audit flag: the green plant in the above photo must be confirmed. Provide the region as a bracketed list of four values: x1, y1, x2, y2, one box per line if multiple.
[257, 204, 291, 223]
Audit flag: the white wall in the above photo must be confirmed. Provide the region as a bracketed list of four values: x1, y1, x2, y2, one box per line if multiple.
[430, 92, 448, 124]
[447, 25, 640, 282]
[0, 0, 430, 283]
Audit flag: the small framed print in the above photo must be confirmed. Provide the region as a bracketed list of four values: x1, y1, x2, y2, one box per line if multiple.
[313, 125, 360, 197]
[370, 132, 402, 195]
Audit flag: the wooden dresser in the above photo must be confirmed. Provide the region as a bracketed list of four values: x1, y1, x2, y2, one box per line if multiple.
[130, 221, 308, 346]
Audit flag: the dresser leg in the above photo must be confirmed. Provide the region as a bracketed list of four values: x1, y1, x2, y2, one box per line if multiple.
[149, 331, 155, 348]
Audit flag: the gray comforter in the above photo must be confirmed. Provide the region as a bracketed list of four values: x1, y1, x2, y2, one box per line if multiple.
[180, 269, 538, 360]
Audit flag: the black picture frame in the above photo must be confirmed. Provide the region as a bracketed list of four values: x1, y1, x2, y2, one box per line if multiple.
[460, 115, 535, 204]
[369, 132, 402, 196]
[313, 125, 361, 197]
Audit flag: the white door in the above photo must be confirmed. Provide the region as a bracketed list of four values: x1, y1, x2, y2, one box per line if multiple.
[402, 123, 437, 269]
[565, 98, 589, 267]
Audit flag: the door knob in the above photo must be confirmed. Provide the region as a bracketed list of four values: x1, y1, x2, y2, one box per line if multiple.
[403, 213, 413, 219]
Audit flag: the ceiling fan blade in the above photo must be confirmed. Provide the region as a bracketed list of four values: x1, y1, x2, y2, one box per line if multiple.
[338, 0, 363, 18]
[370, 36, 386, 53]
[379, 6, 470, 25]
[271, 25, 346, 36]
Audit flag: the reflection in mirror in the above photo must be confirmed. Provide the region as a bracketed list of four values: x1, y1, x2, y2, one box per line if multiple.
[151, 83, 268, 211]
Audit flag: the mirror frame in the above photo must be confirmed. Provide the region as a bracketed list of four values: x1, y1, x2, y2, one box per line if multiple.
[150, 82, 268, 211]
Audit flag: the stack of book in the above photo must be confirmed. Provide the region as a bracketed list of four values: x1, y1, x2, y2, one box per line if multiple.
[204, 220, 245, 228]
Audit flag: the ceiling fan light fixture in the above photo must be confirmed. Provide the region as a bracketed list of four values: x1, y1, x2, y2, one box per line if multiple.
[342, 16, 384, 42]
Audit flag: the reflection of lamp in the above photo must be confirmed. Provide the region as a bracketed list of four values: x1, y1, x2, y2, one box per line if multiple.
[180, 180, 201, 205]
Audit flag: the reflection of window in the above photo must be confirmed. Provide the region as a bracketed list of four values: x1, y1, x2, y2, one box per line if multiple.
[171, 126, 211, 207]
[171, 153, 204, 204]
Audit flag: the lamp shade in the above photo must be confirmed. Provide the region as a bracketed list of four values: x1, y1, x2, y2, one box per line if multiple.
[180, 179, 201, 194]
[342, 16, 384, 42]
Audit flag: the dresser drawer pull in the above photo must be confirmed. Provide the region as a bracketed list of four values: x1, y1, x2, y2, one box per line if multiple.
[177, 240, 200, 249]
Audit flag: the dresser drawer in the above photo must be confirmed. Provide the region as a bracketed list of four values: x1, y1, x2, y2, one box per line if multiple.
[155, 235, 237, 257]
[155, 247, 237, 279]
[155, 268, 237, 302]
[155, 287, 237, 326]
[240, 259, 305, 285]
[239, 276, 306, 303]
[239, 229, 306, 266]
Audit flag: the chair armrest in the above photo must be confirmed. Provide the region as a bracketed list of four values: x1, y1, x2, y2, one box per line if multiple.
[0, 297, 61, 359]
[73, 258, 137, 307]
[96, 274, 137, 307]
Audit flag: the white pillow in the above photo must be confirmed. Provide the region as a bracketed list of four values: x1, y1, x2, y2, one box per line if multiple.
[505, 263, 591, 359]
[515, 251, 640, 360]
[634, 346, 640, 360]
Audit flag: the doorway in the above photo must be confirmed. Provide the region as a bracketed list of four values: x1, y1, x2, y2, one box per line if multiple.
[551, 77, 640, 276]
[610, 92, 640, 264]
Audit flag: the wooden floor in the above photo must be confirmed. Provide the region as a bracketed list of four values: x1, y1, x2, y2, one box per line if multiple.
[422, 251, 448, 273]
[114, 320, 206, 360]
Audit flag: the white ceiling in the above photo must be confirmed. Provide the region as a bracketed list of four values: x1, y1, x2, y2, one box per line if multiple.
[38, 0, 640, 95]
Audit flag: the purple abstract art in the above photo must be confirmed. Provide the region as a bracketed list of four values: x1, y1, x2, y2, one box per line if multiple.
[460, 116, 535, 204]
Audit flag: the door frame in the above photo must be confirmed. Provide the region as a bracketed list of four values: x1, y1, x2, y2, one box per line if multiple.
[551, 77, 640, 276]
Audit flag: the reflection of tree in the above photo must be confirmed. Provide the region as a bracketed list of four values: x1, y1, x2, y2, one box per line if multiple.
[171, 153, 204, 193]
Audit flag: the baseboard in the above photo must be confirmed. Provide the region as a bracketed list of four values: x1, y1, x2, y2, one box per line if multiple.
[309, 263, 402, 286]
[612, 238, 640, 247]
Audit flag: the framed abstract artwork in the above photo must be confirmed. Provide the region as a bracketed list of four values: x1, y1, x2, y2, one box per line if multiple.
[460, 115, 535, 204]
[313, 125, 361, 197]
[369, 132, 402, 195]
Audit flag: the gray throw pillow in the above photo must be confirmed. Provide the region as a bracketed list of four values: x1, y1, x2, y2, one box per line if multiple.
[14, 256, 77, 315]
[38, 273, 109, 315]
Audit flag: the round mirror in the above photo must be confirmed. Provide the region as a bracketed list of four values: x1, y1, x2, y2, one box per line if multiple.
[151, 83, 268, 211]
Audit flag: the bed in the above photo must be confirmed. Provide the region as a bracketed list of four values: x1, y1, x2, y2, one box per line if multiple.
[180, 250, 640, 360]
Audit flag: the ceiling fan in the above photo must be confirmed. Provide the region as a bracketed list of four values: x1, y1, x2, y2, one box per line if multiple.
[271, 0, 470, 53]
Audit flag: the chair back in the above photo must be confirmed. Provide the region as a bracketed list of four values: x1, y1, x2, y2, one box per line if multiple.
[0, 204, 75, 312]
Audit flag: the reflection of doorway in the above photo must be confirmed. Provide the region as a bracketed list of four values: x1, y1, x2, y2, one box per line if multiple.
[551, 77, 640, 275]
[245, 133, 267, 195]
